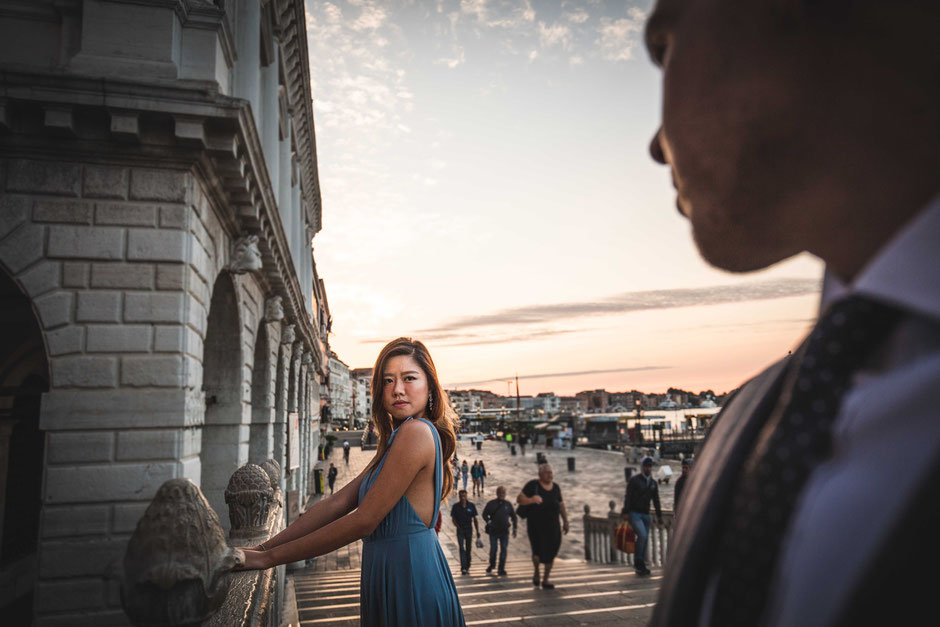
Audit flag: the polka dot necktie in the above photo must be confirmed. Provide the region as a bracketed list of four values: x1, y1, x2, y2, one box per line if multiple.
[710, 295, 900, 626]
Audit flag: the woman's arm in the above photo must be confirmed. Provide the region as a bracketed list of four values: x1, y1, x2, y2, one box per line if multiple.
[559, 499, 570, 534]
[245, 420, 435, 569]
[256, 459, 373, 552]
[516, 481, 541, 506]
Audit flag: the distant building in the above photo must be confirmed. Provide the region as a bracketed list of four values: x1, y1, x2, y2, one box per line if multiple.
[351, 369, 371, 426]
[328, 352, 352, 425]
[576, 389, 610, 413]
[559, 396, 585, 414]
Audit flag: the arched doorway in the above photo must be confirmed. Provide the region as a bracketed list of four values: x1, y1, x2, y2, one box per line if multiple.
[0, 270, 49, 621]
[199, 273, 244, 530]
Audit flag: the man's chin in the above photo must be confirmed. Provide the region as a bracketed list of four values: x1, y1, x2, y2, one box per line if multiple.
[692, 228, 793, 273]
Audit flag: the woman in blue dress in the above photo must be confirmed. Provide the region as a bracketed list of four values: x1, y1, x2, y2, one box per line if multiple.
[240, 337, 465, 626]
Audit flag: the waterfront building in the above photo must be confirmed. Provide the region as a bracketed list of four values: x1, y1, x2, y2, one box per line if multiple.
[327, 351, 352, 427]
[0, 0, 329, 623]
[351, 370, 370, 428]
[576, 389, 610, 413]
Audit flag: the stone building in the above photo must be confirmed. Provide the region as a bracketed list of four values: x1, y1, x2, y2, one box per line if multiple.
[327, 351, 351, 427]
[0, 0, 330, 624]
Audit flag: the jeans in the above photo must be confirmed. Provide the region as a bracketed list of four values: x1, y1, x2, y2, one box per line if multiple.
[462, 474, 468, 490]
[629, 512, 651, 571]
[457, 527, 473, 571]
[488, 531, 509, 571]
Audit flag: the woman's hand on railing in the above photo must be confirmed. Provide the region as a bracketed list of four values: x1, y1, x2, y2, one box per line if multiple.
[236, 548, 273, 571]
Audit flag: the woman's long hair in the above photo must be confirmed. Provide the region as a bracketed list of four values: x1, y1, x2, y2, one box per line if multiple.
[367, 337, 459, 501]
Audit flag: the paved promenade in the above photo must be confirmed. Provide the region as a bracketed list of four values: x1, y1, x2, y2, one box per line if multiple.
[292, 434, 668, 624]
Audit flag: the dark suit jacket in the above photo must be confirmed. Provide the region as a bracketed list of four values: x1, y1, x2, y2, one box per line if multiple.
[649, 351, 940, 627]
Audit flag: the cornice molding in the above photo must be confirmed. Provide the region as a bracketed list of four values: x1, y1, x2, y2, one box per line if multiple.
[0, 71, 325, 366]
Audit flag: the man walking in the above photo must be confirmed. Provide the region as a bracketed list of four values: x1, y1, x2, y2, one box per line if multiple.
[482, 486, 517, 576]
[622, 457, 662, 576]
[450, 489, 480, 575]
[342, 439, 350, 464]
[642, 2, 940, 625]
[327, 463, 338, 495]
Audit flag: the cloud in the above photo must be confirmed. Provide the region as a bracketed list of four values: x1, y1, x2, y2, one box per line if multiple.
[596, 8, 647, 62]
[564, 8, 590, 24]
[446, 365, 673, 388]
[538, 22, 571, 49]
[421, 278, 821, 333]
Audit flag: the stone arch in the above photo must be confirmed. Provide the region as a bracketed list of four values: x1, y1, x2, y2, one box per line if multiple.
[0, 268, 49, 620]
[249, 320, 275, 464]
[199, 272, 245, 529]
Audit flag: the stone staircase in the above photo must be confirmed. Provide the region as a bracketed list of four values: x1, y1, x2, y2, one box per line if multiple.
[292, 556, 660, 625]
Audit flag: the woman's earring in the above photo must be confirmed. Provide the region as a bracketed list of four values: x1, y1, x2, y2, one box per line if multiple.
[428, 394, 433, 413]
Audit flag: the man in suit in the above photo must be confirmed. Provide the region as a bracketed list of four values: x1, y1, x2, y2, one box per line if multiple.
[643, 1, 940, 625]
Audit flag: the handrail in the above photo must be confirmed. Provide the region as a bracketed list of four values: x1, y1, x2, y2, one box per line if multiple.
[582, 500, 674, 568]
[122, 460, 286, 626]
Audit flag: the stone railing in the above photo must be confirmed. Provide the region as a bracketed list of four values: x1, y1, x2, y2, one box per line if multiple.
[122, 460, 285, 626]
[583, 500, 674, 568]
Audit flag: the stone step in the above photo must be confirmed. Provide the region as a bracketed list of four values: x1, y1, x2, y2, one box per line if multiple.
[293, 561, 661, 625]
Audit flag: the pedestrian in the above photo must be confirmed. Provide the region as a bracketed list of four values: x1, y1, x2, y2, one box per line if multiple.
[622, 457, 663, 577]
[450, 489, 480, 575]
[673, 458, 692, 516]
[478, 461, 487, 493]
[642, 3, 940, 625]
[342, 439, 350, 464]
[461, 459, 469, 491]
[517, 463, 569, 589]
[470, 461, 480, 496]
[519, 435, 526, 456]
[482, 486, 517, 576]
[238, 337, 465, 625]
[327, 463, 338, 495]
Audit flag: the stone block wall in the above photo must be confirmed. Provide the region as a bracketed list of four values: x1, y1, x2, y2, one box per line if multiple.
[0, 156, 318, 624]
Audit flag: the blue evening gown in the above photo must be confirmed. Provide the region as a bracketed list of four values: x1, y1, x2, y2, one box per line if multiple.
[357, 417, 466, 626]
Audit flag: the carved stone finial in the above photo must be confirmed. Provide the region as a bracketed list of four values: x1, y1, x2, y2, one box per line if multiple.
[584, 504, 591, 515]
[265, 296, 284, 322]
[228, 235, 262, 274]
[260, 459, 281, 492]
[280, 323, 295, 345]
[122, 478, 244, 626]
[224, 464, 275, 538]
[608, 500, 617, 513]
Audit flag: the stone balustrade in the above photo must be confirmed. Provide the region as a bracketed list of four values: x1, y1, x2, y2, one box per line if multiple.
[122, 460, 285, 626]
[583, 500, 674, 568]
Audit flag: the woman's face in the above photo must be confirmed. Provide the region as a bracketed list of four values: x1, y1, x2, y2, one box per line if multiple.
[382, 355, 430, 422]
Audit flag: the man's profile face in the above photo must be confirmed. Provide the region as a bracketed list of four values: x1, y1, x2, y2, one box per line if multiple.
[646, 0, 822, 272]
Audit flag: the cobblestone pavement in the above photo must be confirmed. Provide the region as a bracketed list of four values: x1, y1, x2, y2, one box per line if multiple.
[294, 435, 667, 624]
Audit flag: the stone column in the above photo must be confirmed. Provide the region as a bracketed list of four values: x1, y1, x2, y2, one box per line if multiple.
[235, 0, 262, 129]
[260, 45, 280, 205]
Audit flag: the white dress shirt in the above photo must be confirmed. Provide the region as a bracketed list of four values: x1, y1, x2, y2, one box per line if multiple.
[702, 194, 940, 626]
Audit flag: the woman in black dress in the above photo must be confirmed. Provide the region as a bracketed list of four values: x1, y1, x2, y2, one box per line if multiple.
[516, 463, 569, 589]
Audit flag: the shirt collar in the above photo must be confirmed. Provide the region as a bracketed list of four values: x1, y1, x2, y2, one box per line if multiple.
[820, 192, 940, 323]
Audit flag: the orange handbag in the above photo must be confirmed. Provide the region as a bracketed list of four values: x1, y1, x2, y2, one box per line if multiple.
[615, 521, 637, 553]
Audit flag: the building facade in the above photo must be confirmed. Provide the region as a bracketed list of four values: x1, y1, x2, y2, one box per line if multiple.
[327, 351, 351, 427]
[0, 0, 329, 623]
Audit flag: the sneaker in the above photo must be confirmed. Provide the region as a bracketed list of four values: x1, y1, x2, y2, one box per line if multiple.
[461, 569, 469, 575]
[486, 566, 494, 574]
[636, 569, 651, 577]
[498, 570, 508, 576]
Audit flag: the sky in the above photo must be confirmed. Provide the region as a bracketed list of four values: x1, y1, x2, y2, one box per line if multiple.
[304, 0, 825, 396]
